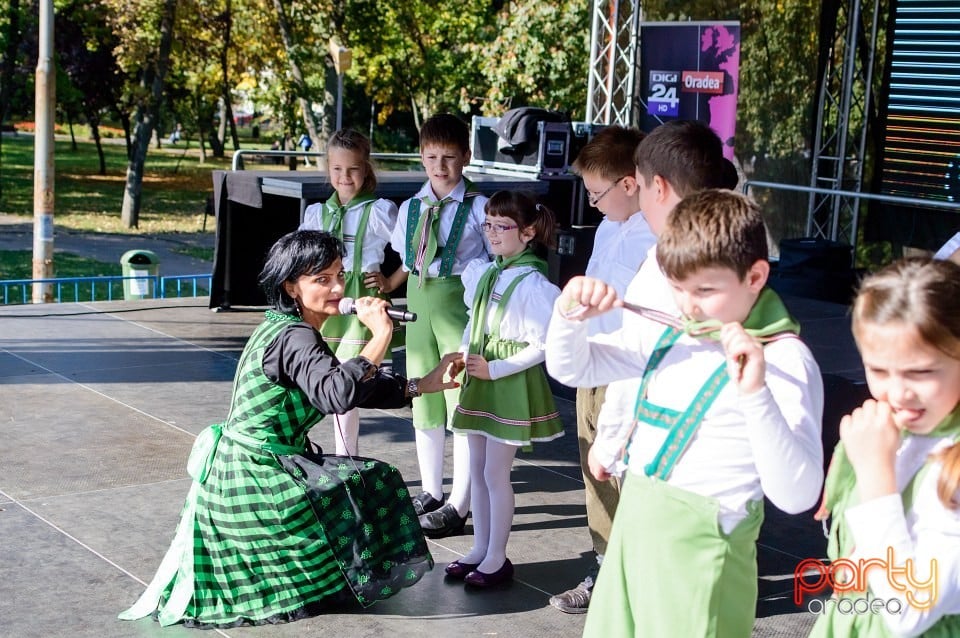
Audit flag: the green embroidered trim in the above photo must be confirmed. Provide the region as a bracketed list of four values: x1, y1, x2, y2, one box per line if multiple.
[626, 325, 729, 480]
[349, 200, 375, 274]
[644, 364, 728, 479]
[404, 181, 479, 277]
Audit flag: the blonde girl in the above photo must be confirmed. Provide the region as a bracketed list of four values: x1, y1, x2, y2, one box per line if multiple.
[812, 257, 960, 637]
[299, 129, 402, 455]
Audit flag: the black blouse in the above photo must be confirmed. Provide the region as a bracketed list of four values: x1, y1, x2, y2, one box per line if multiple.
[262, 322, 409, 414]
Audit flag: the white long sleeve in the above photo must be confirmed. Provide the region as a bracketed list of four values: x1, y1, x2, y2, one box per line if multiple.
[592, 324, 824, 533]
[842, 436, 960, 636]
[544, 302, 649, 389]
[460, 260, 559, 381]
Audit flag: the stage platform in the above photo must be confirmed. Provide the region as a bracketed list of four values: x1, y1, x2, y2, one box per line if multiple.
[0, 296, 866, 637]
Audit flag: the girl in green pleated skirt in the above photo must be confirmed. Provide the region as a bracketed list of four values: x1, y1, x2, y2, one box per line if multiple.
[447, 191, 564, 587]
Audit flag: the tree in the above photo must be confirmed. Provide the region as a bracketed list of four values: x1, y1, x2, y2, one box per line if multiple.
[271, 0, 323, 150]
[106, 0, 179, 228]
[0, 0, 26, 199]
[55, 0, 125, 174]
[467, 0, 590, 118]
[341, 0, 495, 130]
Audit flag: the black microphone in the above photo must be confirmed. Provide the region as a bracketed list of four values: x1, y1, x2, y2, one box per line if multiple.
[338, 297, 417, 322]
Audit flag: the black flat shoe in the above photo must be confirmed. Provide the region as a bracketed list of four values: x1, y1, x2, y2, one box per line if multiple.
[411, 491, 444, 516]
[418, 503, 467, 539]
[444, 560, 481, 579]
[464, 559, 514, 588]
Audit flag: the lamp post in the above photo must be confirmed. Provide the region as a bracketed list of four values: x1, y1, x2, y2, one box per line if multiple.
[329, 39, 352, 131]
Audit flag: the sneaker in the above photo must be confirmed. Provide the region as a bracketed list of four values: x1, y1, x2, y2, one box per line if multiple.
[418, 503, 467, 538]
[548, 575, 594, 614]
[411, 491, 444, 516]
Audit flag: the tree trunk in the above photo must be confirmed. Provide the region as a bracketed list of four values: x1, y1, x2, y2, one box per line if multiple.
[220, 0, 240, 151]
[121, 0, 177, 228]
[272, 0, 320, 151]
[114, 105, 133, 159]
[86, 110, 106, 175]
[67, 113, 77, 150]
[195, 95, 208, 164]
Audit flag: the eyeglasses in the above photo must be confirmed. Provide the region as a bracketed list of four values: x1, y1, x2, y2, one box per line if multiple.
[587, 176, 626, 206]
[481, 222, 519, 234]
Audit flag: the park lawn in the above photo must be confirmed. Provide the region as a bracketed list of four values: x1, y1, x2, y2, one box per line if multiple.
[0, 134, 230, 235]
[0, 250, 126, 304]
[0, 250, 120, 279]
[0, 249, 209, 304]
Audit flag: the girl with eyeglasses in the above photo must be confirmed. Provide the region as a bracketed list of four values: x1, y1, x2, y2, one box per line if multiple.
[443, 190, 565, 588]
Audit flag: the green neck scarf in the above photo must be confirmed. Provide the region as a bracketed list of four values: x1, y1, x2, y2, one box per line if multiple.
[323, 192, 375, 241]
[468, 249, 547, 354]
[412, 194, 452, 286]
[820, 405, 960, 558]
[684, 287, 800, 341]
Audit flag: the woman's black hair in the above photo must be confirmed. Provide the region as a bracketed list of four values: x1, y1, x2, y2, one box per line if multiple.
[258, 230, 345, 314]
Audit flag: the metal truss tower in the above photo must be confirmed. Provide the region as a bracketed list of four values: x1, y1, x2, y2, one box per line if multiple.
[585, 0, 643, 126]
[807, 0, 883, 248]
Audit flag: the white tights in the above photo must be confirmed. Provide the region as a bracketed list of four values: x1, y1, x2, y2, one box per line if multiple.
[460, 434, 517, 573]
[332, 408, 360, 456]
[414, 428, 471, 516]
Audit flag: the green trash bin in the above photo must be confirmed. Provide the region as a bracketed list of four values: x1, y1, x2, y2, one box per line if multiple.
[120, 249, 160, 300]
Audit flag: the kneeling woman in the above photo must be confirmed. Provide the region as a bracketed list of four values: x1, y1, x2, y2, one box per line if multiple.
[120, 230, 462, 628]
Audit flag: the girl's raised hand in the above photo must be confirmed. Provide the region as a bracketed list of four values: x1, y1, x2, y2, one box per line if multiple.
[719, 322, 765, 394]
[840, 399, 899, 500]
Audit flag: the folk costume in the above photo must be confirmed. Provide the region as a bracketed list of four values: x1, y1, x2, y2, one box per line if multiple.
[300, 194, 401, 358]
[390, 178, 490, 431]
[451, 252, 563, 447]
[547, 287, 824, 638]
[810, 408, 960, 637]
[119, 311, 430, 628]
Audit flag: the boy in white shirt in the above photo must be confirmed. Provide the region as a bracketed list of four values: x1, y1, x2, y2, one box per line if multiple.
[548, 126, 656, 614]
[548, 190, 824, 637]
[389, 114, 491, 538]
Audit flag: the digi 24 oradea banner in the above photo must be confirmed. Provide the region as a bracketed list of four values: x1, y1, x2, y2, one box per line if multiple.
[638, 21, 741, 161]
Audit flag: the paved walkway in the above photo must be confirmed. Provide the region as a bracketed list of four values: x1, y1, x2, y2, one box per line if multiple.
[0, 213, 214, 277]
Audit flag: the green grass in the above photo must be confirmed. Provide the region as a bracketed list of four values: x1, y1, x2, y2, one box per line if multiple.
[0, 134, 229, 235]
[0, 249, 209, 304]
[0, 250, 120, 279]
[0, 250, 124, 303]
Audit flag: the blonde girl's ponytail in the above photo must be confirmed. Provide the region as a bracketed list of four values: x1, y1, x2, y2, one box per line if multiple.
[936, 442, 960, 509]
